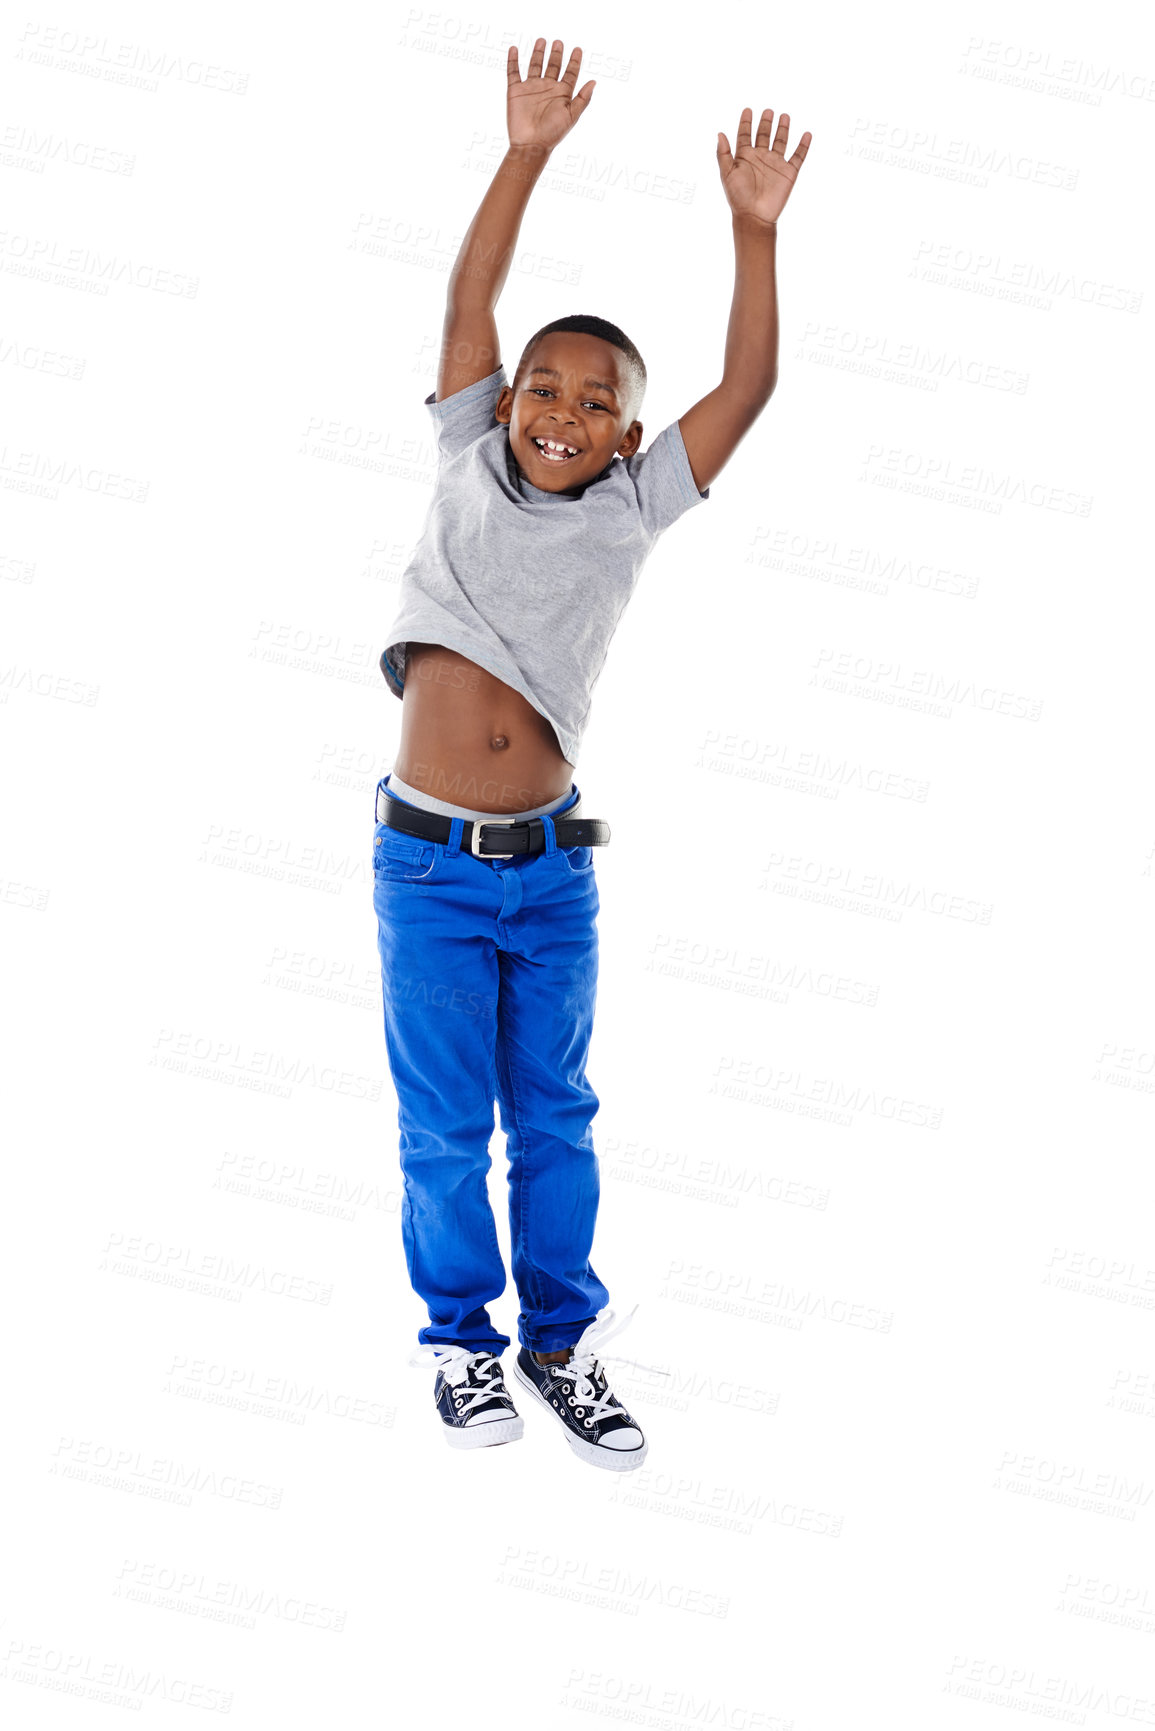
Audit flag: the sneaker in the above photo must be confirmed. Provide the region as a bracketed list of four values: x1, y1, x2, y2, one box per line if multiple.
[511, 1305, 660, 1473]
[408, 1342, 524, 1449]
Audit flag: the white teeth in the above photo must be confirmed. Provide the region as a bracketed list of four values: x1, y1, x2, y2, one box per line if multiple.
[534, 438, 577, 459]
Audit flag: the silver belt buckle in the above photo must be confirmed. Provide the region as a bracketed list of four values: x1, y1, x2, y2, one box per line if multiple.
[470, 818, 518, 860]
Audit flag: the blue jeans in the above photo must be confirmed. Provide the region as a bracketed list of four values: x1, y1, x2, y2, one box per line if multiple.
[371, 774, 610, 1354]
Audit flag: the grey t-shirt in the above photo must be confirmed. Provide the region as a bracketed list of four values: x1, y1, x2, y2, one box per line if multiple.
[378, 364, 709, 767]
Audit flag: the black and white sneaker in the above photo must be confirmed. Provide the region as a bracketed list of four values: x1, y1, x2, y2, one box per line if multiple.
[408, 1342, 524, 1449]
[512, 1305, 662, 1473]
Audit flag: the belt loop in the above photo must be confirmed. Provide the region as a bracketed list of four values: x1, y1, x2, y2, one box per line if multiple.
[446, 816, 464, 858]
[540, 812, 558, 856]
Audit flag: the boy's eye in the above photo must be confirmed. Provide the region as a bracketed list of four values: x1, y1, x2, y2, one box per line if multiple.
[528, 389, 607, 411]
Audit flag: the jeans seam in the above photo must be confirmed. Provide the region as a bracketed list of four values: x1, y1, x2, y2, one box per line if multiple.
[497, 973, 543, 1320]
[480, 1150, 504, 1274]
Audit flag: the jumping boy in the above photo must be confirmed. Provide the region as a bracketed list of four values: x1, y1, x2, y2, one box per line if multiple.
[372, 38, 810, 1470]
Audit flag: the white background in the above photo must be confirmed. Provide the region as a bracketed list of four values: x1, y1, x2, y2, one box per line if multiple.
[4, 0, 1155, 1725]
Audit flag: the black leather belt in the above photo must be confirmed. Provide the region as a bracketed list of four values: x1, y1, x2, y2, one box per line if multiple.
[376, 784, 611, 859]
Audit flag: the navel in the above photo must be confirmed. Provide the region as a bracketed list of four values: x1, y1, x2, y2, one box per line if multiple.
[490, 734, 509, 751]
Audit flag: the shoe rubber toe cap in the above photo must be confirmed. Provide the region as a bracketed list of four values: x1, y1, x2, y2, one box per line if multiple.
[599, 1426, 644, 1450]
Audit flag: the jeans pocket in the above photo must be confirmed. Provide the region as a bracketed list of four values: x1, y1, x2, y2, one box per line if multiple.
[373, 823, 442, 884]
[557, 843, 594, 874]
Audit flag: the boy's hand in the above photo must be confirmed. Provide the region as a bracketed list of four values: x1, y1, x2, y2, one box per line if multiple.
[507, 38, 595, 152]
[717, 108, 812, 225]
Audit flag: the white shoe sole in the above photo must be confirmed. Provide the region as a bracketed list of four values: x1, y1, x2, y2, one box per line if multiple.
[443, 1414, 524, 1449]
[511, 1359, 648, 1472]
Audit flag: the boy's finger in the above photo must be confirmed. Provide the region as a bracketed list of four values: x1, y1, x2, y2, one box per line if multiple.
[544, 38, 564, 80]
[717, 133, 732, 167]
[787, 132, 813, 168]
[507, 45, 520, 84]
[571, 78, 596, 115]
[559, 45, 583, 90]
[528, 36, 546, 78]
[736, 107, 753, 149]
[755, 109, 774, 150]
[773, 113, 790, 153]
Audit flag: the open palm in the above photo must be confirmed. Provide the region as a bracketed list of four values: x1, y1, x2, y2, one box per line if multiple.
[717, 108, 812, 225]
[507, 37, 595, 151]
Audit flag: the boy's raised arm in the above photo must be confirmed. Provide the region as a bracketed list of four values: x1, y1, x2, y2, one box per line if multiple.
[436, 38, 595, 403]
[677, 108, 812, 493]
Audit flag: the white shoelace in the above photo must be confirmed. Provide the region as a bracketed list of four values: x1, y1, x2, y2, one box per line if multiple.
[407, 1343, 511, 1421]
[549, 1305, 670, 1425]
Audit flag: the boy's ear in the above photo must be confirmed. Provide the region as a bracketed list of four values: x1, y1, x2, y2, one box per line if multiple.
[494, 386, 512, 424]
[617, 420, 643, 459]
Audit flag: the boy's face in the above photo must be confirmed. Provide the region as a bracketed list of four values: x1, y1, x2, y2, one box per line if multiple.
[495, 333, 643, 491]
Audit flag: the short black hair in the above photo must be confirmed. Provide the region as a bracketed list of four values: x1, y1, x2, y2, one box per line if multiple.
[515, 314, 646, 420]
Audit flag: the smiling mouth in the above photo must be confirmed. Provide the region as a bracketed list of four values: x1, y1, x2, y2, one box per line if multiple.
[531, 437, 581, 463]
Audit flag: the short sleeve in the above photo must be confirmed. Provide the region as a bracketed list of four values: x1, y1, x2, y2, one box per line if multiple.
[622, 418, 710, 537]
[425, 365, 508, 462]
